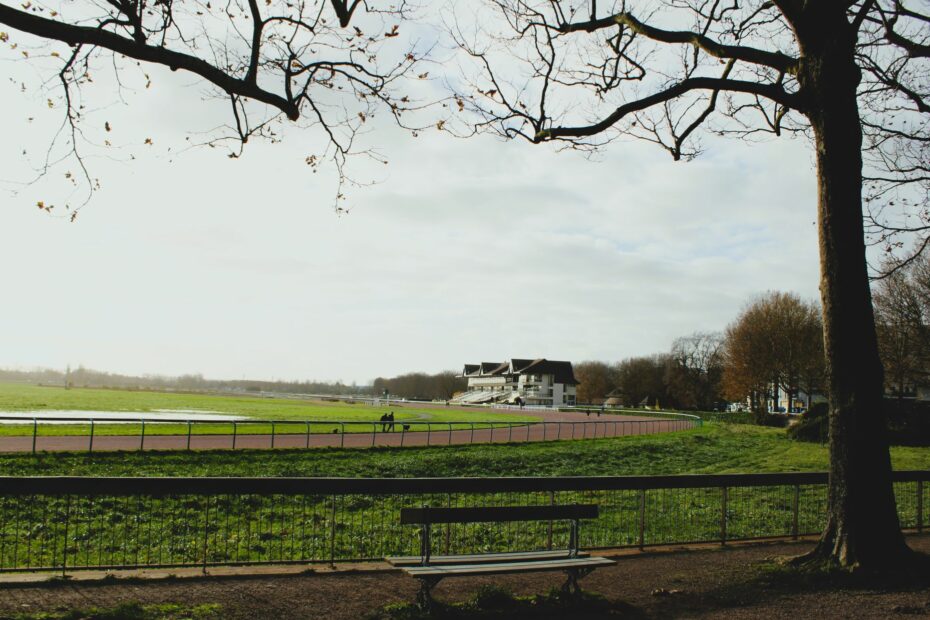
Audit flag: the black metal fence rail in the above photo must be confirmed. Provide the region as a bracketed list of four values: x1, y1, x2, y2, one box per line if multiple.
[0, 471, 924, 574]
[0, 416, 700, 454]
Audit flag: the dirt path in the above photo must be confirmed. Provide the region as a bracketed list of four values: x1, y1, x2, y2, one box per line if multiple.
[1, 411, 693, 453]
[2, 536, 926, 618]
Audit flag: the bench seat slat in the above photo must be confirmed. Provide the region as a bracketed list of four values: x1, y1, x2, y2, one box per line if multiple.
[385, 550, 589, 567]
[400, 504, 598, 524]
[401, 556, 615, 577]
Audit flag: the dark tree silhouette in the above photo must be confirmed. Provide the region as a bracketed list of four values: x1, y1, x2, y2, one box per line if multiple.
[0, 0, 427, 214]
[448, 1, 929, 569]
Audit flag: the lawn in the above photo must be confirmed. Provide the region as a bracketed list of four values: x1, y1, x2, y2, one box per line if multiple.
[0, 383, 538, 436]
[3, 423, 927, 477]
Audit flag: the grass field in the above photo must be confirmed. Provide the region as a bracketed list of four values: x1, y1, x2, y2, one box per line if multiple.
[0, 383, 538, 436]
[0, 425, 926, 571]
[3, 423, 928, 477]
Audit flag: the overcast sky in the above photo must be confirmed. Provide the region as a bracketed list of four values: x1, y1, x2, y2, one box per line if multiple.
[0, 12, 823, 384]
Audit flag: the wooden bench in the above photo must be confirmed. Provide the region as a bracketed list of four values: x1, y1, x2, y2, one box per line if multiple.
[386, 504, 615, 610]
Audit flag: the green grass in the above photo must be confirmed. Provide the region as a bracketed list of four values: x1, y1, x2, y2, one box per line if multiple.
[3, 424, 927, 477]
[0, 425, 925, 571]
[0, 383, 538, 436]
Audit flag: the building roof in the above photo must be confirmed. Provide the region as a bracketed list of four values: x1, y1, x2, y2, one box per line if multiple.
[479, 362, 504, 375]
[517, 359, 579, 385]
[462, 358, 579, 385]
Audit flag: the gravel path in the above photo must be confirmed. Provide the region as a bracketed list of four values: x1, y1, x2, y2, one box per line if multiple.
[2, 536, 927, 618]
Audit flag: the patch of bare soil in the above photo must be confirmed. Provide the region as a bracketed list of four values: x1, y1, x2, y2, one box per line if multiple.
[1, 536, 927, 619]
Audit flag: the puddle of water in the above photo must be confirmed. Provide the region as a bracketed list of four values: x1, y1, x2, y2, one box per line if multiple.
[0, 410, 248, 424]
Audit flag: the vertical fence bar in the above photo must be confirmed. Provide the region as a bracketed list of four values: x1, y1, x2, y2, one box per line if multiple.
[448, 424, 453, 445]
[187, 421, 193, 451]
[32, 419, 37, 454]
[329, 494, 337, 568]
[61, 494, 71, 577]
[542, 422, 547, 442]
[918, 480, 924, 534]
[271, 423, 276, 449]
[508, 424, 513, 443]
[638, 489, 646, 550]
[470, 423, 475, 445]
[306, 422, 311, 449]
[426, 424, 431, 446]
[88, 420, 94, 454]
[720, 487, 728, 545]
[547, 490, 555, 550]
[202, 496, 210, 574]
[792, 484, 800, 540]
[372, 423, 377, 448]
[232, 422, 237, 450]
[140, 419, 146, 452]
[340, 423, 346, 448]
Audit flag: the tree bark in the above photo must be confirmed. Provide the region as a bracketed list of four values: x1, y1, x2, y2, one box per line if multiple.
[796, 13, 910, 568]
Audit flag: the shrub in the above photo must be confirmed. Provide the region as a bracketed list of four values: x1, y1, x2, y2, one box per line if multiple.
[787, 403, 828, 443]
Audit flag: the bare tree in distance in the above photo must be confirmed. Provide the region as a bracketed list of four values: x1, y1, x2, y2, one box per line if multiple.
[667, 331, 724, 410]
[449, 1, 929, 568]
[0, 1, 434, 216]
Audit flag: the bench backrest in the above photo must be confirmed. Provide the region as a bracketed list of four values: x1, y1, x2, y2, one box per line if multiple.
[400, 504, 598, 525]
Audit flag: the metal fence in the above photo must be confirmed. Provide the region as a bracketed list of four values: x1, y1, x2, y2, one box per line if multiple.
[1, 416, 700, 454]
[0, 471, 924, 573]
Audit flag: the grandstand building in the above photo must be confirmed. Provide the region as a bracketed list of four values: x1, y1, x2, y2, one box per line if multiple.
[453, 359, 578, 407]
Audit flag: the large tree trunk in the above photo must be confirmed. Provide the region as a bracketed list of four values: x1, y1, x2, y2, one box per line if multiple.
[796, 15, 910, 568]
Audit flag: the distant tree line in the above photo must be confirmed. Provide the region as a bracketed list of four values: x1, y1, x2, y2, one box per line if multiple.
[576, 292, 827, 415]
[372, 372, 467, 401]
[574, 331, 725, 410]
[0, 367, 371, 396]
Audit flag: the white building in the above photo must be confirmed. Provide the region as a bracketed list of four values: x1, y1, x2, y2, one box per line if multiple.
[453, 359, 578, 407]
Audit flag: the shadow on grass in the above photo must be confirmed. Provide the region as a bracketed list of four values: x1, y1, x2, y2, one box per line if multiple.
[366, 585, 642, 619]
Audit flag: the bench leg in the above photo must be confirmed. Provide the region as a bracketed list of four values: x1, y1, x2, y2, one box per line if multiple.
[561, 566, 594, 599]
[416, 576, 443, 612]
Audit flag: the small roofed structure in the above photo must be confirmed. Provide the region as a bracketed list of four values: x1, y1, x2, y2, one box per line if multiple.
[453, 358, 578, 407]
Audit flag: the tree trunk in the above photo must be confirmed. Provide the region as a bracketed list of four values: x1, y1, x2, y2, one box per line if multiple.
[796, 16, 910, 568]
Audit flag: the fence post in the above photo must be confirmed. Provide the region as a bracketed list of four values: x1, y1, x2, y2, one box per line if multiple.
[918, 480, 924, 534]
[329, 494, 337, 568]
[372, 423, 377, 448]
[448, 423, 453, 445]
[32, 418, 37, 454]
[340, 423, 346, 448]
[638, 489, 646, 550]
[271, 422, 276, 449]
[792, 484, 800, 540]
[88, 420, 94, 454]
[426, 424, 431, 446]
[61, 494, 71, 578]
[202, 496, 210, 574]
[543, 422, 547, 442]
[470, 423, 475, 445]
[232, 422, 237, 450]
[547, 491, 555, 550]
[140, 419, 146, 452]
[187, 421, 193, 451]
[720, 487, 728, 545]
[306, 422, 311, 449]
[508, 424, 513, 443]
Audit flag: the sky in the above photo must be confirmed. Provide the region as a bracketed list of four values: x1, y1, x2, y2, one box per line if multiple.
[0, 8, 823, 384]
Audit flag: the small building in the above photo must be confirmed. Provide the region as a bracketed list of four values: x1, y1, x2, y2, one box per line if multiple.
[454, 358, 578, 407]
